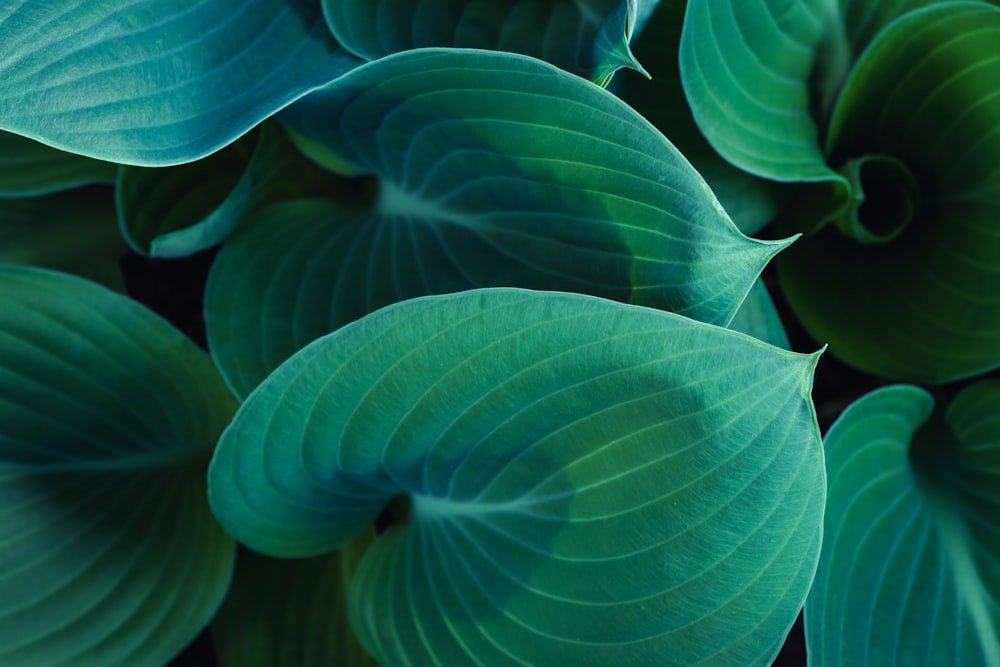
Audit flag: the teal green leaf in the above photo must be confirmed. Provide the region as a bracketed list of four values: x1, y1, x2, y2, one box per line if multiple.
[0, 188, 126, 290]
[0, 266, 238, 666]
[679, 0, 843, 182]
[322, 0, 645, 84]
[728, 278, 791, 349]
[0, 131, 116, 197]
[807, 383, 1000, 666]
[0, 0, 360, 166]
[208, 288, 825, 666]
[212, 535, 377, 667]
[215, 48, 790, 398]
[778, 2, 1000, 383]
[615, 0, 788, 235]
[116, 123, 343, 258]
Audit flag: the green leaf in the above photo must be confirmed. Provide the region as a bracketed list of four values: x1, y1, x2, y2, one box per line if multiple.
[116, 123, 344, 258]
[321, 0, 645, 84]
[212, 535, 377, 667]
[0, 188, 127, 290]
[0, 0, 360, 166]
[728, 278, 791, 350]
[679, 0, 844, 183]
[0, 266, 238, 666]
[614, 0, 788, 235]
[806, 383, 1000, 666]
[209, 288, 825, 666]
[213, 48, 790, 398]
[778, 2, 1000, 383]
[0, 131, 116, 197]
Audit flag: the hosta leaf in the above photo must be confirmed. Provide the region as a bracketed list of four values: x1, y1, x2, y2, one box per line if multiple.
[728, 278, 791, 350]
[116, 123, 343, 258]
[0, 188, 126, 290]
[679, 0, 843, 183]
[806, 383, 1000, 666]
[209, 288, 825, 666]
[0, 0, 360, 166]
[212, 535, 377, 667]
[322, 0, 644, 84]
[0, 266, 238, 666]
[778, 2, 1000, 383]
[213, 48, 789, 398]
[0, 132, 116, 197]
[615, 0, 787, 235]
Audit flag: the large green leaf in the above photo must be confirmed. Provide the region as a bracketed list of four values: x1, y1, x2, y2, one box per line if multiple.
[212, 535, 377, 667]
[806, 383, 1000, 666]
[213, 48, 789, 398]
[614, 0, 787, 235]
[116, 123, 344, 258]
[322, 0, 644, 84]
[0, 0, 360, 166]
[0, 188, 127, 290]
[209, 288, 825, 666]
[0, 266, 238, 666]
[778, 2, 1000, 383]
[0, 131, 116, 197]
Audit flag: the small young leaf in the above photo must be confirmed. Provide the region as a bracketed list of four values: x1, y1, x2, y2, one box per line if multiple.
[209, 288, 825, 666]
[807, 383, 1000, 666]
[0, 0, 360, 165]
[0, 266, 238, 666]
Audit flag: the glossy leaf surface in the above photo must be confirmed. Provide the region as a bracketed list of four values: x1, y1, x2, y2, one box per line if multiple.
[209, 288, 825, 666]
[0, 266, 238, 666]
[212, 535, 376, 667]
[213, 47, 788, 397]
[322, 0, 644, 84]
[0, 132, 116, 197]
[807, 383, 1000, 666]
[0, 0, 358, 165]
[779, 2, 1000, 383]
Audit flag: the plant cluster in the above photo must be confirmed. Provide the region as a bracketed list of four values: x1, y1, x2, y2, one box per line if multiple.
[1, 1, 997, 666]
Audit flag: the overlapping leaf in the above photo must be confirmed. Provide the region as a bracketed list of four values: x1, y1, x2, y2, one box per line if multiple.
[212, 535, 376, 667]
[211, 47, 788, 398]
[778, 2, 1000, 383]
[117, 123, 345, 258]
[209, 288, 825, 666]
[0, 0, 360, 165]
[322, 0, 644, 84]
[728, 278, 790, 350]
[0, 266, 238, 666]
[807, 383, 1000, 666]
[615, 0, 788, 235]
[0, 188, 126, 290]
[0, 132, 116, 197]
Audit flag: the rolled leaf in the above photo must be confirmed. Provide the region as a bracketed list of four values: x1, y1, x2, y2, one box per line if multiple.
[778, 2, 1000, 383]
[807, 383, 1000, 666]
[0, 266, 238, 666]
[322, 0, 645, 84]
[209, 288, 825, 666]
[0, 131, 116, 197]
[117, 123, 344, 258]
[0, 0, 360, 165]
[214, 47, 789, 398]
